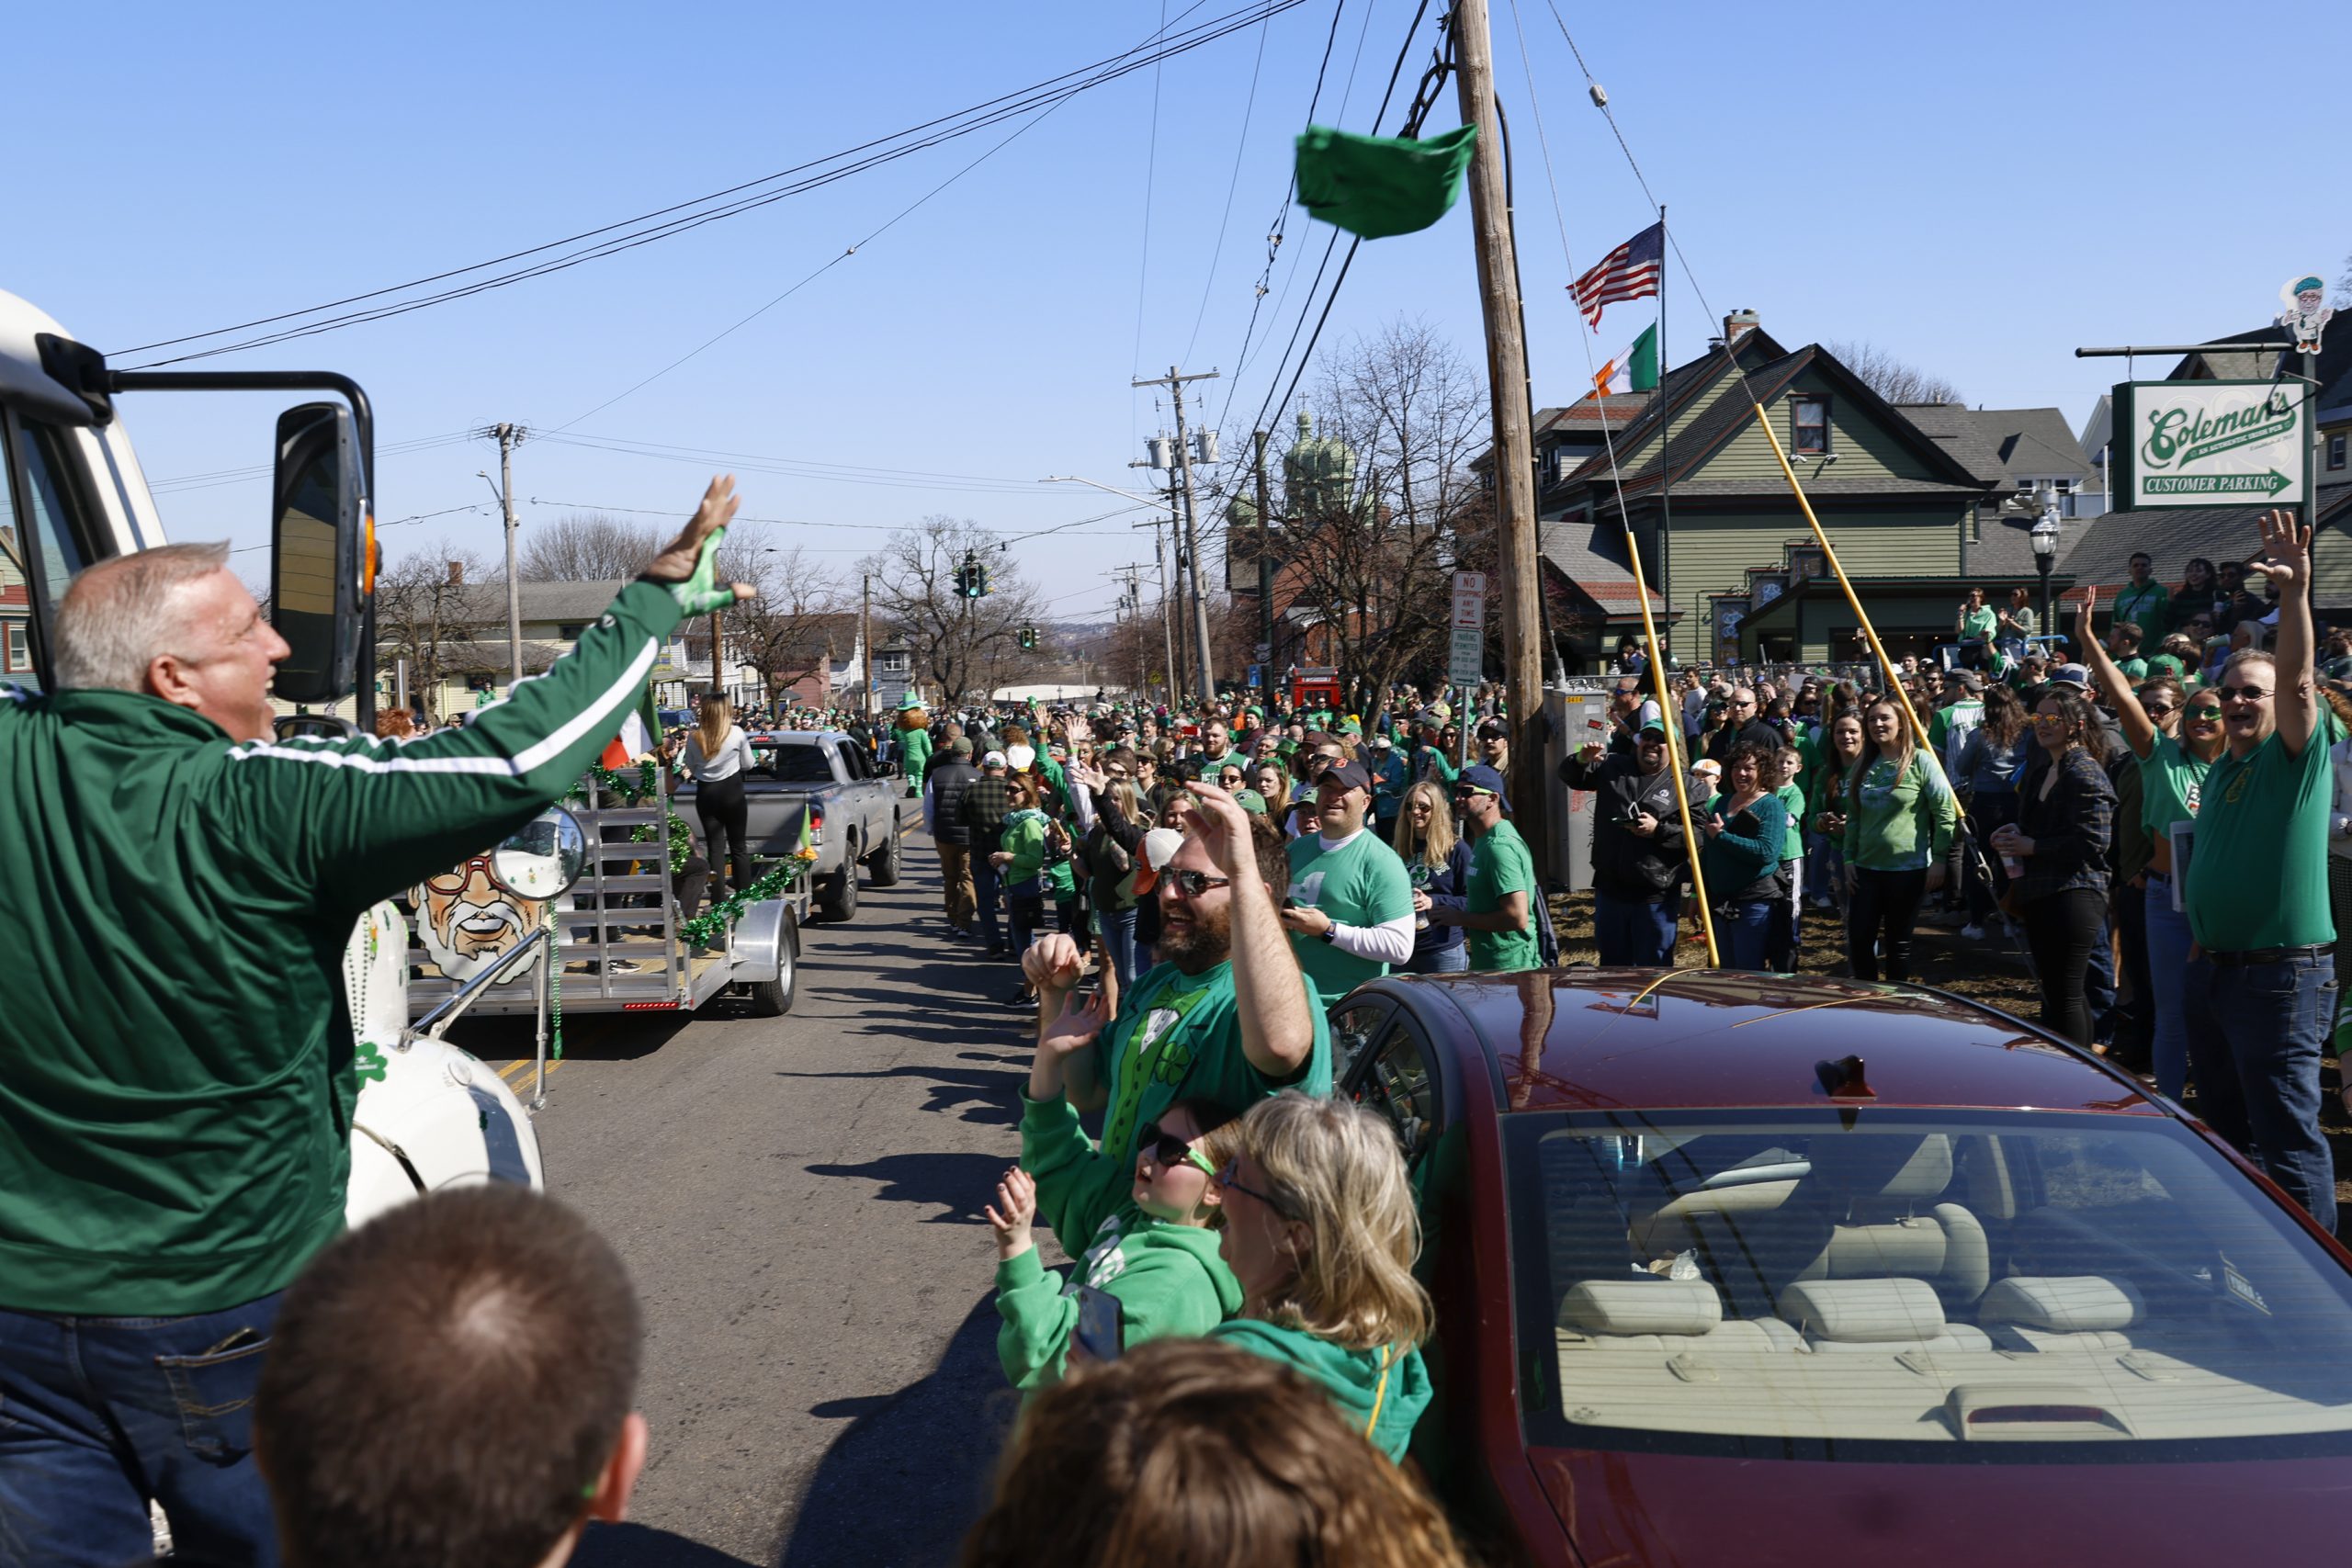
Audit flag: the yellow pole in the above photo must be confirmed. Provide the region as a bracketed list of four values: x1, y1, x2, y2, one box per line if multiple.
[1623, 525, 1718, 966]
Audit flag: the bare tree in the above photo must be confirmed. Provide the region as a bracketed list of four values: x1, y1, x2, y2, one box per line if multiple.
[515, 512, 661, 581]
[704, 527, 846, 700]
[861, 516, 1043, 704]
[1826, 340, 1964, 406]
[1215, 318, 1485, 709]
[373, 541, 493, 717]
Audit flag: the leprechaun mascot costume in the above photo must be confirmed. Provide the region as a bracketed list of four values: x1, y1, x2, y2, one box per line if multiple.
[896, 692, 933, 798]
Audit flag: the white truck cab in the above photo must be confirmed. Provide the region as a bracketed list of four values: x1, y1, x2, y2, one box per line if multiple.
[0, 286, 546, 1225]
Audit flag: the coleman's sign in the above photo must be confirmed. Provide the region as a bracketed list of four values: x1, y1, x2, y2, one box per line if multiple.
[2111, 378, 2309, 509]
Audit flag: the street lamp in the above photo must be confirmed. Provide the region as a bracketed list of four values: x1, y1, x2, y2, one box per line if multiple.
[2030, 483, 2061, 643]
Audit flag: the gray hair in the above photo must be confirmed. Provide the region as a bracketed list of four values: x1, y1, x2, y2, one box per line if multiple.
[52, 542, 232, 692]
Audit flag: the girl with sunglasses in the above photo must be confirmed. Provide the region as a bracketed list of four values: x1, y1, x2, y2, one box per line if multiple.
[1206, 1092, 1432, 1461]
[2080, 590, 2223, 1097]
[985, 1032, 1247, 1391]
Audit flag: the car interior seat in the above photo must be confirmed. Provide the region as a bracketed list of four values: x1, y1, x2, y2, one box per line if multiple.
[1761, 1134, 1990, 1313]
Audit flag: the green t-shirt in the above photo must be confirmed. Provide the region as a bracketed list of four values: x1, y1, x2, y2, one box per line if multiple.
[1959, 604, 1997, 645]
[2185, 730, 2335, 951]
[1092, 960, 1333, 1163]
[2137, 733, 2210, 840]
[1464, 818, 1540, 972]
[2117, 656, 2150, 681]
[2111, 580, 2170, 649]
[1286, 829, 1415, 1005]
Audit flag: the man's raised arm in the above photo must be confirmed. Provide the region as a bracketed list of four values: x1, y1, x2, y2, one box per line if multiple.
[2258, 508, 2321, 758]
[1184, 783, 1315, 1081]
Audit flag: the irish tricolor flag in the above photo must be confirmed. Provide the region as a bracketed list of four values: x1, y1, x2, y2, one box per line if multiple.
[1593, 322, 1659, 397]
[601, 682, 662, 769]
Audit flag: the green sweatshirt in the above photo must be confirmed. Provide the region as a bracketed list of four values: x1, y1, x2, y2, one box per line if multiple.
[0, 579, 687, 1314]
[1842, 750, 1958, 872]
[995, 1094, 1242, 1390]
[1001, 807, 1049, 884]
[1208, 1320, 1431, 1461]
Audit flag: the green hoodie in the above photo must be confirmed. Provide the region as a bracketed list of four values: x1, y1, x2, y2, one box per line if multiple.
[1001, 806, 1049, 884]
[1209, 1320, 1430, 1461]
[998, 1094, 1243, 1390]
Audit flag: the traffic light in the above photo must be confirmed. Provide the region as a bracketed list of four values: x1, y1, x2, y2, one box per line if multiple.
[1018, 624, 1037, 649]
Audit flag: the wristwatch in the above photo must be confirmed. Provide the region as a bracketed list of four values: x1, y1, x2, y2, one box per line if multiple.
[1317, 924, 1337, 943]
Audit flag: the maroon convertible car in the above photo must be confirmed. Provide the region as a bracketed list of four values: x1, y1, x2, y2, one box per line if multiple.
[1329, 969, 2352, 1566]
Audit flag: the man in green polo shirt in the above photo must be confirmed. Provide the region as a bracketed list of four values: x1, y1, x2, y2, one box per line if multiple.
[1022, 783, 1329, 1174]
[1280, 759, 1415, 1005]
[2111, 552, 2170, 650]
[2180, 509, 2335, 1234]
[1431, 763, 1540, 971]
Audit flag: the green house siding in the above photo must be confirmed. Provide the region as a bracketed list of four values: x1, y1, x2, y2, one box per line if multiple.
[1698, 374, 1941, 485]
[1650, 507, 1965, 661]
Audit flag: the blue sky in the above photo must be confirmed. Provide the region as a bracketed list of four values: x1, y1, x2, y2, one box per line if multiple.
[7, 0, 2336, 622]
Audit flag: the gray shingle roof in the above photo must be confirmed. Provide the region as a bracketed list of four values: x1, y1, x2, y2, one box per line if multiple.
[2057, 480, 2352, 588]
[1537, 516, 1664, 618]
[1894, 402, 2007, 485]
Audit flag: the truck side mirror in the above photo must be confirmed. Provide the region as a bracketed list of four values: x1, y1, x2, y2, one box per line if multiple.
[269, 401, 368, 704]
[490, 806, 587, 899]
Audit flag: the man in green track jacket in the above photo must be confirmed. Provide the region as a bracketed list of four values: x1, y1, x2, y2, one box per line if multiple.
[0, 477, 752, 1568]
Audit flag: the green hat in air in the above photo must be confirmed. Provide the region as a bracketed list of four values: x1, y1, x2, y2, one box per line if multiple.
[1295, 122, 1479, 240]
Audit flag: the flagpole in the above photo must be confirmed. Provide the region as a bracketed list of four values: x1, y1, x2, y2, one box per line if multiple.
[1656, 202, 1674, 670]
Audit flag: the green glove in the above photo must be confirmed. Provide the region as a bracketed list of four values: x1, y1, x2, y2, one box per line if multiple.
[663, 526, 738, 616]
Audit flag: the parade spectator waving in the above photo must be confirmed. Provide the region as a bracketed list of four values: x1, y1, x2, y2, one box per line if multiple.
[1279, 759, 1417, 1006]
[2180, 511, 2338, 1235]
[1020, 783, 1328, 1171]
[1428, 764, 1539, 972]
[2079, 589, 2222, 1099]
[1558, 720, 1687, 965]
[1842, 696, 1958, 983]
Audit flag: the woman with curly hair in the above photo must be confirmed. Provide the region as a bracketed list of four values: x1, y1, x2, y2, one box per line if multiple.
[1206, 1092, 1433, 1461]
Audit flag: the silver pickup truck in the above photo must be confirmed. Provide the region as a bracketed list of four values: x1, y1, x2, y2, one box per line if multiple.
[677, 730, 901, 921]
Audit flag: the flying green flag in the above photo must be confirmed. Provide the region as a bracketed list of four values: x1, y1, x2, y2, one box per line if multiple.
[1294, 122, 1477, 240]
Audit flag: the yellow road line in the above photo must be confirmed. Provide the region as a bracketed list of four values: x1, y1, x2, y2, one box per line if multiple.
[494, 1056, 564, 1083]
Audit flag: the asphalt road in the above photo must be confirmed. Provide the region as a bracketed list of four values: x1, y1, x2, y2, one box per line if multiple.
[453, 822, 1036, 1567]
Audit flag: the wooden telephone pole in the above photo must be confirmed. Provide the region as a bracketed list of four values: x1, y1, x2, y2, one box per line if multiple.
[1451, 0, 1546, 863]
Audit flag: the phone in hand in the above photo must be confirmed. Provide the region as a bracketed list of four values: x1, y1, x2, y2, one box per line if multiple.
[1075, 1285, 1123, 1361]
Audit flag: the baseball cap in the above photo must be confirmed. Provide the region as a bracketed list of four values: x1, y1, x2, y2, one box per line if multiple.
[1132, 827, 1187, 896]
[1006, 743, 1036, 771]
[1319, 760, 1374, 793]
[981, 750, 1008, 769]
[1476, 717, 1509, 739]
[949, 736, 974, 757]
[1453, 762, 1511, 813]
[1636, 719, 1668, 739]
[2052, 664, 2091, 689]
[1232, 788, 1268, 815]
[1952, 670, 1984, 693]
[1371, 734, 1393, 750]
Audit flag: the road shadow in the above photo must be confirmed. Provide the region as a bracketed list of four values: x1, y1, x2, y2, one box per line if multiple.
[802, 1150, 1008, 1224]
[445, 1010, 695, 1064]
[772, 1295, 1016, 1568]
[775, 1062, 1023, 1127]
[575, 1520, 759, 1568]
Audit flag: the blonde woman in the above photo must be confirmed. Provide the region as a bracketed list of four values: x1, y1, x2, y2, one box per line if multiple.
[1208, 1092, 1433, 1461]
[682, 692, 758, 896]
[1389, 779, 1471, 974]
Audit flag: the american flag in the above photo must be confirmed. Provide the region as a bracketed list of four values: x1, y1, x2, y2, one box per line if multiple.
[1570, 221, 1664, 330]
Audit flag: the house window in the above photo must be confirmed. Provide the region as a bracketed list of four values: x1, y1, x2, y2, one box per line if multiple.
[558, 622, 587, 639]
[3, 623, 25, 671]
[2331, 433, 2346, 471]
[1792, 397, 1829, 456]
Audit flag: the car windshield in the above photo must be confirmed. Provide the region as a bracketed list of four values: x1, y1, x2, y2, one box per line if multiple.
[1508, 1108, 2352, 1463]
[751, 742, 834, 784]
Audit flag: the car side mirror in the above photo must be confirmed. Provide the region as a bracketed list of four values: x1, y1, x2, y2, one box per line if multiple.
[269, 401, 369, 704]
[490, 806, 587, 899]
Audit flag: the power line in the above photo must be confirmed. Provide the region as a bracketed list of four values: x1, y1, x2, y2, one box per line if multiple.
[1180, 0, 1272, 366]
[532, 433, 1066, 494]
[114, 0, 1302, 367]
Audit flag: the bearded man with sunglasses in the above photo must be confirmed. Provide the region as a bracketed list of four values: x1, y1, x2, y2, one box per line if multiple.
[1022, 783, 1329, 1189]
[2180, 510, 2338, 1235]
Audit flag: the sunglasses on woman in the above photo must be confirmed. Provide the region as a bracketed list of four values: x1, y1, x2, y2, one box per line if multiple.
[1213, 1157, 1297, 1218]
[1136, 1120, 1217, 1175]
[2184, 704, 2223, 720]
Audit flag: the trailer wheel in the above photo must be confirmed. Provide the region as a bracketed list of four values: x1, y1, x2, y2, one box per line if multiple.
[818, 840, 860, 921]
[868, 818, 903, 886]
[746, 916, 797, 1016]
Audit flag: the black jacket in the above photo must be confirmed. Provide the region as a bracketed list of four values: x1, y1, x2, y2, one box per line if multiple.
[1557, 750, 1689, 902]
[1704, 718, 1783, 763]
[926, 758, 980, 847]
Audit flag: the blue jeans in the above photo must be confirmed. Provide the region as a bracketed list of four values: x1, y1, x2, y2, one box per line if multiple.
[2143, 876, 2194, 1101]
[1593, 890, 1678, 966]
[1716, 899, 1775, 972]
[1405, 941, 1470, 974]
[1097, 904, 1139, 989]
[973, 857, 1003, 951]
[2182, 951, 2338, 1235]
[0, 1292, 283, 1568]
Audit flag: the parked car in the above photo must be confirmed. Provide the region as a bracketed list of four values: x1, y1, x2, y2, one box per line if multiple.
[676, 730, 899, 921]
[1329, 969, 2352, 1566]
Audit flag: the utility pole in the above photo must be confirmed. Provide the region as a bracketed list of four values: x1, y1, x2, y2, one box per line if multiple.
[1451, 0, 1546, 865]
[1113, 565, 1149, 694]
[1136, 366, 1220, 702]
[860, 572, 874, 717]
[1251, 429, 1277, 676]
[490, 423, 527, 689]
